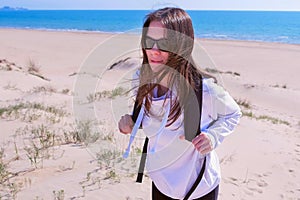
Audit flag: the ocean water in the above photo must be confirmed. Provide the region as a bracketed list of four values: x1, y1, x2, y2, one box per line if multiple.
[0, 10, 300, 44]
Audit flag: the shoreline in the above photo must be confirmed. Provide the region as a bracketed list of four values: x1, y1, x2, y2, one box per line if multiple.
[1, 27, 299, 46]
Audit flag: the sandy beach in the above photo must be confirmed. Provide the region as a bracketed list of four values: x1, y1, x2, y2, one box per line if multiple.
[0, 28, 299, 200]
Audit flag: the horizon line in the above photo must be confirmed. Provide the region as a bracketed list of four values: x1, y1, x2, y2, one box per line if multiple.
[1, 9, 300, 12]
[1, 6, 300, 12]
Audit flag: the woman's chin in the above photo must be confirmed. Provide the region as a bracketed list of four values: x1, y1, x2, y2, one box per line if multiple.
[150, 63, 165, 72]
[151, 67, 164, 73]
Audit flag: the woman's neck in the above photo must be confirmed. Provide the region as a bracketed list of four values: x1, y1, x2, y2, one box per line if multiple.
[156, 85, 168, 97]
[156, 73, 170, 97]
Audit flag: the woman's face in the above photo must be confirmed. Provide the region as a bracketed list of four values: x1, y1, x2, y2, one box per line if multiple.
[145, 21, 169, 73]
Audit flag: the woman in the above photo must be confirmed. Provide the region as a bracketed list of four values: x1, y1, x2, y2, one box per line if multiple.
[119, 7, 242, 200]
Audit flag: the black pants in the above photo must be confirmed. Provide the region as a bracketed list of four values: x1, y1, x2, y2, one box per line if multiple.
[152, 182, 219, 200]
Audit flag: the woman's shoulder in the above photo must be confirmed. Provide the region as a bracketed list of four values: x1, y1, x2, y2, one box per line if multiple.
[202, 78, 227, 97]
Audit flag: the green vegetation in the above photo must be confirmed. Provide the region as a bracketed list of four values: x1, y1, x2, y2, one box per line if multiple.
[0, 102, 66, 118]
[27, 59, 40, 74]
[0, 148, 10, 184]
[242, 111, 290, 125]
[53, 189, 64, 200]
[1, 58, 128, 198]
[75, 120, 101, 145]
[235, 98, 251, 109]
[87, 86, 128, 103]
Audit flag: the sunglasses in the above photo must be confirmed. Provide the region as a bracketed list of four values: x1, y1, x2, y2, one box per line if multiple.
[144, 36, 169, 52]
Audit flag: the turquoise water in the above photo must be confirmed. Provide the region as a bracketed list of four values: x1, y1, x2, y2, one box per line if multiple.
[0, 10, 300, 44]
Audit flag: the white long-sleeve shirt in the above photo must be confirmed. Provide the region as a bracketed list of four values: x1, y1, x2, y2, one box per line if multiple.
[129, 71, 242, 199]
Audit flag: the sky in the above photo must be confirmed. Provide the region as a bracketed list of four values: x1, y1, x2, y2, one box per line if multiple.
[0, 0, 300, 11]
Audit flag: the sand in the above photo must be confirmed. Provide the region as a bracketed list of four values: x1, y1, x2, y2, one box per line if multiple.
[0, 28, 299, 200]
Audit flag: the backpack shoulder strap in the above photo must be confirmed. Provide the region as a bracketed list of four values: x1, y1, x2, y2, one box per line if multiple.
[136, 137, 148, 183]
[183, 76, 206, 200]
[131, 91, 148, 183]
[184, 76, 203, 141]
[132, 96, 141, 123]
[135, 76, 204, 184]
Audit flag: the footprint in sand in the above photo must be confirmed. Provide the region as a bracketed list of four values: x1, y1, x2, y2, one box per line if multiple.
[253, 173, 269, 188]
[223, 176, 239, 186]
[219, 152, 236, 165]
[262, 171, 272, 177]
[243, 173, 269, 196]
[223, 172, 270, 197]
[243, 182, 264, 196]
[256, 179, 268, 187]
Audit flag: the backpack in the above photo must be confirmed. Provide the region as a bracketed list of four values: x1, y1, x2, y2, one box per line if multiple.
[132, 77, 206, 200]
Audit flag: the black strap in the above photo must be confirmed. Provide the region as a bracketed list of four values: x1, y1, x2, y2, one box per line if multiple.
[131, 97, 141, 123]
[184, 76, 203, 141]
[131, 92, 148, 183]
[136, 137, 148, 183]
[183, 157, 206, 200]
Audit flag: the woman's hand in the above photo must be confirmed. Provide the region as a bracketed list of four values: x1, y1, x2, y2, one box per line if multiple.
[180, 133, 214, 154]
[118, 114, 134, 134]
[192, 133, 214, 154]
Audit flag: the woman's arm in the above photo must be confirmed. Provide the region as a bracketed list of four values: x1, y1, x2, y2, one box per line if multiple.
[182, 79, 241, 154]
[202, 79, 242, 150]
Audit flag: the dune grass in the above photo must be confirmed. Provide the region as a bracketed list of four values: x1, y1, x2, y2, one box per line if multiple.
[242, 111, 290, 126]
[87, 86, 128, 103]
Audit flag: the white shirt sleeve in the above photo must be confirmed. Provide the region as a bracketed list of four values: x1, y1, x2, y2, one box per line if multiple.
[202, 78, 242, 149]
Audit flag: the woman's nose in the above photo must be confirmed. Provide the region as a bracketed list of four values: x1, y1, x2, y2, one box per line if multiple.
[150, 43, 161, 54]
[152, 42, 159, 50]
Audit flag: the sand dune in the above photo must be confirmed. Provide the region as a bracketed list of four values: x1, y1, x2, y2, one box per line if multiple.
[0, 28, 299, 199]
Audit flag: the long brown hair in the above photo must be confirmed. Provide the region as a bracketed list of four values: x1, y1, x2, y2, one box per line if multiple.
[136, 7, 214, 127]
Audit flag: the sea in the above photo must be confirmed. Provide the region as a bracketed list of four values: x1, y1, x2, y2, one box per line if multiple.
[0, 10, 300, 44]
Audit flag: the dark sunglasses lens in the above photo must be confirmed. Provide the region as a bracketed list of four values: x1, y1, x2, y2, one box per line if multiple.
[145, 38, 155, 49]
[157, 39, 169, 52]
[144, 37, 169, 52]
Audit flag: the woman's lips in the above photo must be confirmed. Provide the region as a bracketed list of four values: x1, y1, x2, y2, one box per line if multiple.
[150, 59, 163, 64]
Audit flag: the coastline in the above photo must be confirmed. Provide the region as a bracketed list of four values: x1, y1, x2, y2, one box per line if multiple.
[1, 27, 300, 46]
[0, 27, 300, 199]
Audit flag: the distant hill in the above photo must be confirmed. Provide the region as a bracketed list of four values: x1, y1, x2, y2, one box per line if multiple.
[0, 6, 28, 11]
